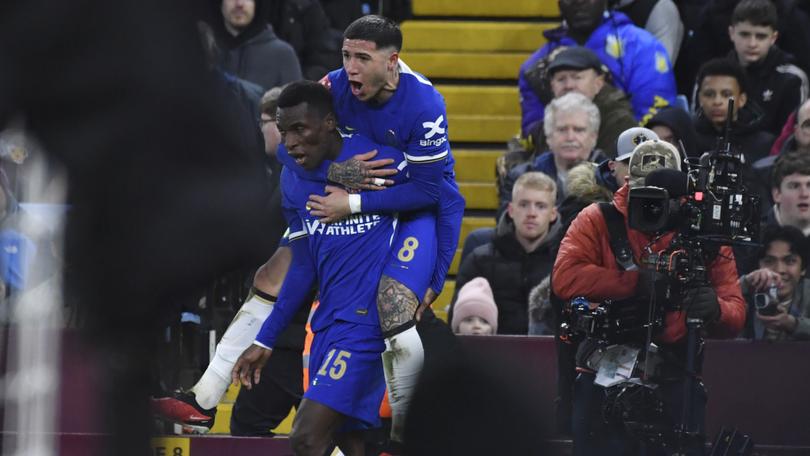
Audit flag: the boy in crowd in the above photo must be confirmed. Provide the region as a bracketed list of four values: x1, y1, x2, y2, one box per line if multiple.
[693, 58, 774, 163]
[727, 0, 808, 136]
[766, 151, 810, 236]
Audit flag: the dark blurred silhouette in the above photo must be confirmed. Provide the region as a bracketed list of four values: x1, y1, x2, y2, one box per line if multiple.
[0, 1, 275, 454]
[404, 344, 549, 455]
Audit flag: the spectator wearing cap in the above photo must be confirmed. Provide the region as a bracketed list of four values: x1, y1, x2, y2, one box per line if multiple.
[519, 0, 676, 137]
[499, 93, 607, 216]
[452, 172, 560, 335]
[626, 139, 682, 187]
[527, 46, 638, 159]
[450, 278, 498, 336]
[553, 137, 744, 453]
[598, 126, 660, 192]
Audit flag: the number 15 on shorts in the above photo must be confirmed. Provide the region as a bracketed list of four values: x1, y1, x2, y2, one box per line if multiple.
[317, 349, 351, 380]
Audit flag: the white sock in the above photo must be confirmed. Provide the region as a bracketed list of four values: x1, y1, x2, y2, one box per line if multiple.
[381, 325, 424, 442]
[191, 294, 274, 410]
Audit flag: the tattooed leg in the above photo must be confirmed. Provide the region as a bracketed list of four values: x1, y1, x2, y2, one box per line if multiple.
[377, 275, 424, 443]
[377, 275, 420, 333]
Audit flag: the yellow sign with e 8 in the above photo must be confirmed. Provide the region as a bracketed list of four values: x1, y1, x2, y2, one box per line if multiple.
[151, 437, 190, 456]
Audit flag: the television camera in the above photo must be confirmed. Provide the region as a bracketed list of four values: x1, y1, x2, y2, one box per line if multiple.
[562, 98, 761, 345]
[560, 99, 758, 454]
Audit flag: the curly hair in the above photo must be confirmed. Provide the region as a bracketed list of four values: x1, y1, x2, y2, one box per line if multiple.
[566, 162, 613, 203]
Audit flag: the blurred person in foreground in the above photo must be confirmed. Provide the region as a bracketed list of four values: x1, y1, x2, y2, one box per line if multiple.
[151, 87, 308, 436]
[0, 2, 276, 455]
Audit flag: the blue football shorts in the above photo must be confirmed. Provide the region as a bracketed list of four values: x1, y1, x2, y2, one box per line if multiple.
[305, 319, 386, 430]
[382, 210, 438, 303]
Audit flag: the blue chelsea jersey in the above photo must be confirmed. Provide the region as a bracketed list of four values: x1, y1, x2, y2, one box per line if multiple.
[280, 170, 396, 334]
[274, 133, 405, 334]
[327, 61, 456, 177]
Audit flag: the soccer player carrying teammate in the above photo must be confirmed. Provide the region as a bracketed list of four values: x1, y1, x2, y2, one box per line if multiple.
[153, 16, 463, 440]
[233, 81, 408, 455]
[307, 15, 465, 440]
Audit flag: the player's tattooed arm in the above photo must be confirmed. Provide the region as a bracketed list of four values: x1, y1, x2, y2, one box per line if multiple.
[327, 158, 367, 189]
[377, 275, 419, 333]
[327, 150, 397, 190]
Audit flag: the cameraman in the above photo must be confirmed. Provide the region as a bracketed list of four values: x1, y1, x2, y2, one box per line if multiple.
[741, 225, 810, 341]
[553, 140, 746, 455]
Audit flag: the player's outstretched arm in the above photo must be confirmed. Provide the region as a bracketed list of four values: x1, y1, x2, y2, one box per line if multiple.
[251, 225, 316, 357]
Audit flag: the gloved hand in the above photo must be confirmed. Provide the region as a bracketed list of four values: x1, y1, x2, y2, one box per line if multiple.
[682, 286, 721, 321]
[635, 267, 666, 299]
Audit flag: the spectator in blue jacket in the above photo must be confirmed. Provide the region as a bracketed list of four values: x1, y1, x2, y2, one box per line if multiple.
[519, 0, 676, 137]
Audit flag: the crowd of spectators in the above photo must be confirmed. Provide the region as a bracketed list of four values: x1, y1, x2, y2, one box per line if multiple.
[454, 0, 810, 345]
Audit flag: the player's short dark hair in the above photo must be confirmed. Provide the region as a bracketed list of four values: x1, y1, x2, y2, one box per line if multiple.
[696, 58, 749, 95]
[344, 15, 402, 51]
[759, 225, 808, 269]
[771, 150, 810, 189]
[731, 0, 778, 29]
[277, 81, 335, 119]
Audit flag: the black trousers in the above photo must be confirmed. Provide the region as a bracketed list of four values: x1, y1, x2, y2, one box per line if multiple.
[230, 347, 304, 436]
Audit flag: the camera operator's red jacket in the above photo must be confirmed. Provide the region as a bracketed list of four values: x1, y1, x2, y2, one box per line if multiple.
[552, 185, 746, 343]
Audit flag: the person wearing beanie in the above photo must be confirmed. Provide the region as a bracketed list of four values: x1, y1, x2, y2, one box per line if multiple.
[451, 277, 498, 336]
